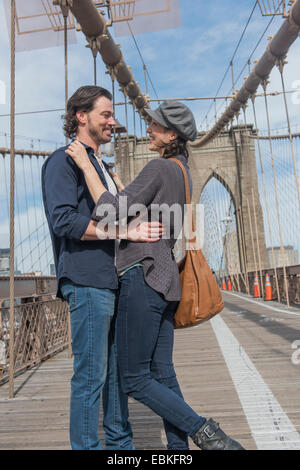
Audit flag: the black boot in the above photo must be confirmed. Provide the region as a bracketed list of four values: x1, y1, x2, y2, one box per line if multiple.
[191, 418, 245, 450]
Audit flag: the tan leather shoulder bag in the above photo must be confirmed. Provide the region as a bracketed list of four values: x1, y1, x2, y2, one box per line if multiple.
[169, 158, 224, 329]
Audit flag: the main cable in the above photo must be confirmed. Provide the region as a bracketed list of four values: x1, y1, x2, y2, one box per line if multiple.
[118, 2, 160, 100]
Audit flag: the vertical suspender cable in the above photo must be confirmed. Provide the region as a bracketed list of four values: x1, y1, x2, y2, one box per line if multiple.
[14, 174, 25, 274]
[143, 64, 149, 99]
[92, 42, 97, 86]
[238, 209, 250, 294]
[87, 38, 98, 86]
[214, 99, 217, 123]
[252, 187, 264, 298]
[247, 198, 258, 286]
[140, 116, 144, 159]
[278, 59, 300, 207]
[144, 119, 149, 156]
[93, 54, 97, 86]
[2, 155, 10, 221]
[29, 156, 42, 272]
[262, 79, 290, 306]
[132, 103, 136, 157]
[124, 93, 133, 181]
[230, 60, 235, 95]
[247, 51, 280, 300]
[22, 156, 33, 270]
[236, 208, 247, 290]
[251, 95, 280, 301]
[124, 93, 129, 147]
[37, 157, 50, 272]
[9, 0, 16, 399]
[242, 104, 264, 296]
[63, 7, 69, 146]
[112, 74, 116, 152]
[232, 118, 249, 293]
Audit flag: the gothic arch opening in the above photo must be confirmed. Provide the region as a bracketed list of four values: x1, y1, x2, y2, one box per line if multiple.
[199, 173, 241, 280]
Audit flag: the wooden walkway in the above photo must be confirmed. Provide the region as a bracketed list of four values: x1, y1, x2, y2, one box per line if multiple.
[0, 291, 300, 450]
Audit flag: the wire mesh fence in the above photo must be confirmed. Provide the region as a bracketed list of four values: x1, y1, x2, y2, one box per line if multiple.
[0, 297, 70, 386]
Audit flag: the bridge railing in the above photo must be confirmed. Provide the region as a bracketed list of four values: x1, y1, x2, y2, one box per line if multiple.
[220, 265, 300, 306]
[0, 297, 70, 386]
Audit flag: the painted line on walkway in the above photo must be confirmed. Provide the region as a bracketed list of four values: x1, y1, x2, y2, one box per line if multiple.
[211, 314, 300, 450]
[223, 291, 300, 317]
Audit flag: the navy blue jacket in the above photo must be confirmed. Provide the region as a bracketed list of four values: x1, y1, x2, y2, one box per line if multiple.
[42, 143, 119, 298]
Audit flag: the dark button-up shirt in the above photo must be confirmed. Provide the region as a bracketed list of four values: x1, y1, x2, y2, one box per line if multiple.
[42, 143, 119, 298]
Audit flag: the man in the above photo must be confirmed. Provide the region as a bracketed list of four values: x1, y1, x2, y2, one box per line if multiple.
[42, 85, 161, 450]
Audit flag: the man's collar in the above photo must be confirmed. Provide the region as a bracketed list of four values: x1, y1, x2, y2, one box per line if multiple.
[71, 139, 106, 166]
[72, 139, 95, 155]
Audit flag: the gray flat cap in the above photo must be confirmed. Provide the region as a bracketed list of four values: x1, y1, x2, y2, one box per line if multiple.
[145, 100, 198, 142]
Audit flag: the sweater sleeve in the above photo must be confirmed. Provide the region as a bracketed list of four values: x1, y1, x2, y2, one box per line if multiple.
[92, 158, 163, 222]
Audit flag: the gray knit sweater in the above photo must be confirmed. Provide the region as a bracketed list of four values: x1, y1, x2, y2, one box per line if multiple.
[92, 155, 192, 301]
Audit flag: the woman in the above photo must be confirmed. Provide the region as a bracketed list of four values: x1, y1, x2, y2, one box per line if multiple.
[66, 101, 244, 451]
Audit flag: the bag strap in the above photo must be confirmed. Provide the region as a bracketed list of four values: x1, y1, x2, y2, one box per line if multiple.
[169, 158, 196, 246]
[169, 158, 191, 205]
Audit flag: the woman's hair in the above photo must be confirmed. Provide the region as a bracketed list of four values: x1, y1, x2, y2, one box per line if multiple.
[63, 85, 112, 139]
[162, 137, 188, 160]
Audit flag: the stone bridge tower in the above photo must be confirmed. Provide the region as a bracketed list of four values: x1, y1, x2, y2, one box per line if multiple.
[188, 125, 268, 273]
[114, 125, 268, 273]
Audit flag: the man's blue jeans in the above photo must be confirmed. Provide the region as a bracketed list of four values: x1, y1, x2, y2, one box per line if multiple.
[60, 279, 133, 450]
[116, 266, 206, 450]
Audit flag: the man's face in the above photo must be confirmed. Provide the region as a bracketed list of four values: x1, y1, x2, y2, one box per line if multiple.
[86, 96, 116, 145]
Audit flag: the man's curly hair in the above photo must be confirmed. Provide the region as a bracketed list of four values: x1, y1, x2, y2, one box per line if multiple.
[63, 86, 112, 139]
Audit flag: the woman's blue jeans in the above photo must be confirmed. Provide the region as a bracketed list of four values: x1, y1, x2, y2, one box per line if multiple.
[116, 266, 206, 450]
[60, 279, 133, 450]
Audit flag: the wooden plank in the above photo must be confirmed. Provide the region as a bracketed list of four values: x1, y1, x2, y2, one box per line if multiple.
[0, 293, 299, 450]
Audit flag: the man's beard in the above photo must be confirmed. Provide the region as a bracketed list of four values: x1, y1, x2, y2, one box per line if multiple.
[87, 117, 111, 145]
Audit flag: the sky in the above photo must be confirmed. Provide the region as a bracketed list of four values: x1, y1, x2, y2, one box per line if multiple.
[0, 0, 299, 148]
[0, 0, 299, 272]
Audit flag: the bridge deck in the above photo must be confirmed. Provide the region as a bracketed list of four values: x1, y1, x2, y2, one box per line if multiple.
[0, 291, 300, 450]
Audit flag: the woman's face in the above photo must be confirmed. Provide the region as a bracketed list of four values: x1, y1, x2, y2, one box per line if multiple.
[146, 120, 176, 155]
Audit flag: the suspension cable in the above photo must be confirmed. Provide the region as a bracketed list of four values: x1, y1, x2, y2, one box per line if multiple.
[119, 2, 159, 100]
[21, 156, 34, 271]
[201, 0, 259, 127]
[63, 7, 69, 146]
[262, 78, 290, 306]
[30, 156, 42, 272]
[251, 184, 264, 298]
[14, 172, 25, 273]
[241, 101, 264, 297]
[37, 157, 50, 271]
[250, 92, 281, 301]
[208, 8, 279, 128]
[9, 0, 16, 399]
[277, 58, 300, 207]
